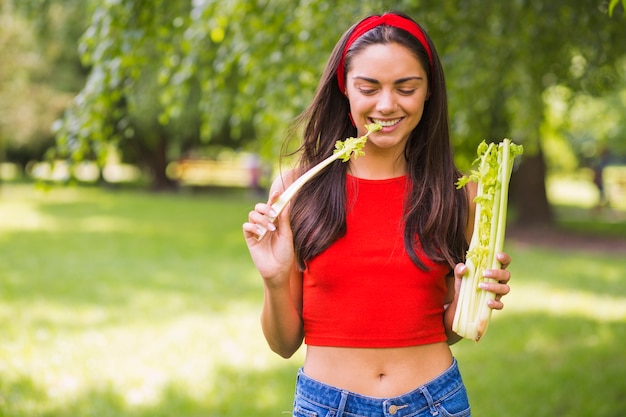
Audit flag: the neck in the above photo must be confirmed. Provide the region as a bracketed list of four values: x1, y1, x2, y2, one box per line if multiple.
[348, 153, 407, 180]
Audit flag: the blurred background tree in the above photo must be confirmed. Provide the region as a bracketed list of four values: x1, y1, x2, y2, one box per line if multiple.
[416, 1, 626, 224]
[0, 0, 87, 175]
[2, 0, 625, 222]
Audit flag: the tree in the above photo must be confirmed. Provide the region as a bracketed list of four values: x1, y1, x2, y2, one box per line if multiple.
[407, 0, 626, 224]
[54, 0, 626, 221]
[52, 0, 397, 188]
[0, 0, 89, 174]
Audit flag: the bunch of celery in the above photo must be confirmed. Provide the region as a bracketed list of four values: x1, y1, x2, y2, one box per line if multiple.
[452, 138, 523, 341]
[255, 122, 381, 241]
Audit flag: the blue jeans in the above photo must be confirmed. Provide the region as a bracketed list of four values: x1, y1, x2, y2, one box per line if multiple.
[293, 358, 470, 417]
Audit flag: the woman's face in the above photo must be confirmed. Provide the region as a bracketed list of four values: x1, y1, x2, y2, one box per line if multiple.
[345, 42, 429, 154]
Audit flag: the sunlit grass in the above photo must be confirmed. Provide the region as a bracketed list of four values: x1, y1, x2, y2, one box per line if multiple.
[0, 182, 625, 416]
[453, 238, 626, 417]
[548, 172, 626, 210]
[502, 249, 626, 321]
[0, 184, 302, 416]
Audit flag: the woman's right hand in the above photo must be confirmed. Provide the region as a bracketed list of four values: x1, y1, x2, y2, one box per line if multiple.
[243, 189, 296, 284]
[244, 183, 305, 358]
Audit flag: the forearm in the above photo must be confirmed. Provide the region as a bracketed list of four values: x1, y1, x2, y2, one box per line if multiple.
[261, 283, 304, 359]
[444, 303, 463, 346]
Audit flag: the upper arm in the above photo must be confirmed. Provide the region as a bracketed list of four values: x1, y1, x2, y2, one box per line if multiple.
[444, 274, 455, 305]
[464, 181, 478, 243]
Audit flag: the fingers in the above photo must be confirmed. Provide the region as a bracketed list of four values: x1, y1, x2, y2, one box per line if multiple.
[487, 298, 505, 310]
[244, 209, 276, 242]
[487, 252, 512, 286]
[453, 262, 467, 279]
[454, 257, 512, 311]
[482, 268, 510, 310]
[496, 252, 511, 269]
[242, 191, 282, 241]
[243, 219, 274, 241]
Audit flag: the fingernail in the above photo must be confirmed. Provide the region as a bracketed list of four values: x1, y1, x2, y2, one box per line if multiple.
[267, 222, 276, 231]
[256, 226, 265, 235]
[483, 270, 494, 278]
[269, 209, 277, 218]
[478, 282, 488, 290]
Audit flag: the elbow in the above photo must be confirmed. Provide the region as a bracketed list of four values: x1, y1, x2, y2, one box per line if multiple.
[447, 333, 463, 346]
[273, 347, 297, 359]
[260, 311, 304, 359]
[269, 338, 302, 359]
[445, 328, 463, 346]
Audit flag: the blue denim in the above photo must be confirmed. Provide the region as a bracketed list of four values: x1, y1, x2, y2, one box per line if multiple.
[293, 358, 470, 417]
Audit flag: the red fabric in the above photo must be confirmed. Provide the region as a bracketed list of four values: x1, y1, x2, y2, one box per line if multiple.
[303, 175, 449, 348]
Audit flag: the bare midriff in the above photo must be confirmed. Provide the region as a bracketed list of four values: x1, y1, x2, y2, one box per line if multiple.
[303, 342, 453, 398]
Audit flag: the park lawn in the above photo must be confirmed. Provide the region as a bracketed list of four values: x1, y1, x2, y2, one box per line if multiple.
[0, 183, 625, 416]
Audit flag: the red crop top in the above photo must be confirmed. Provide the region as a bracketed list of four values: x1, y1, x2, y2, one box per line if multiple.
[302, 174, 450, 348]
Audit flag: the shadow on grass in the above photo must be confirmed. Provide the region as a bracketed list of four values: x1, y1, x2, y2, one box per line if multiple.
[1, 229, 260, 313]
[505, 242, 626, 299]
[32, 186, 254, 223]
[0, 187, 261, 312]
[1, 363, 300, 417]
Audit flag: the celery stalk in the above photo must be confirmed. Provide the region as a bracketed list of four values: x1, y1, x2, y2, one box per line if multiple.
[255, 123, 381, 241]
[452, 138, 523, 341]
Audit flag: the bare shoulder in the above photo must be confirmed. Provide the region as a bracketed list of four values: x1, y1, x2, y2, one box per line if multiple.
[269, 168, 299, 195]
[465, 180, 478, 204]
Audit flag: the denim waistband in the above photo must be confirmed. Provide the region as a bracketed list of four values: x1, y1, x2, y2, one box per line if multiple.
[295, 358, 465, 417]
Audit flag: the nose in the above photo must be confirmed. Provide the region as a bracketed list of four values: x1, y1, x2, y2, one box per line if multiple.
[376, 89, 396, 114]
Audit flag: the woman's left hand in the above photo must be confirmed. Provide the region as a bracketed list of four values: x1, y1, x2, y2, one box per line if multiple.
[479, 252, 511, 310]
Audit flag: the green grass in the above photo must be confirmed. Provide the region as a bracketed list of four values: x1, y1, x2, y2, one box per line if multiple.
[1, 183, 625, 416]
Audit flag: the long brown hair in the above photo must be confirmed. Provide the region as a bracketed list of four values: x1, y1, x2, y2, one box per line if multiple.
[287, 12, 468, 271]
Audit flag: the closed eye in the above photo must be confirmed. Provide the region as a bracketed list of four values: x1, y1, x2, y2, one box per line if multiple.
[358, 87, 378, 95]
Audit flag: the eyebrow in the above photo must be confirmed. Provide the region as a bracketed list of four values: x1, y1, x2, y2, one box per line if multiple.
[353, 76, 424, 84]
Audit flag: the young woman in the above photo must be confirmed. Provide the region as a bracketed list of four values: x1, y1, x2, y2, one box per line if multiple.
[243, 12, 511, 417]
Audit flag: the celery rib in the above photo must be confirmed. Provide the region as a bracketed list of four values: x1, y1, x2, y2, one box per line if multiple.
[255, 123, 381, 241]
[453, 139, 523, 341]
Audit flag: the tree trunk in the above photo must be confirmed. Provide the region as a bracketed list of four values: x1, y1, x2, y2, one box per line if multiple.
[148, 132, 177, 191]
[509, 145, 553, 225]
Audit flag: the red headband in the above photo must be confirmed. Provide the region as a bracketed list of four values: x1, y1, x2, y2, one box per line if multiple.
[336, 14, 434, 93]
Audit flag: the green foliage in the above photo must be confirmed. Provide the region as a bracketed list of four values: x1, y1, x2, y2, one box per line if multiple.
[408, 0, 626, 167]
[54, 0, 377, 165]
[333, 122, 380, 162]
[609, 0, 626, 16]
[154, 1, 389, 156]
[53, 0, 191, 165]
[0, 1, 87, 165]
[36, 0, 626, 187]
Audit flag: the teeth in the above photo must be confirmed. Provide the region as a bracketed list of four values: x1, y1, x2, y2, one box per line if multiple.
[372, 118, 401, 127]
